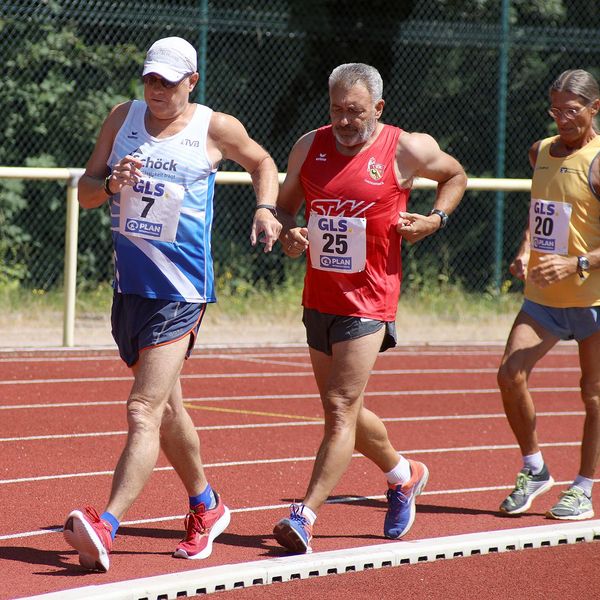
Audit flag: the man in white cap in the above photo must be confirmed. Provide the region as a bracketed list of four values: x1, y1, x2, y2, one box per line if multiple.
[63, 37, 281, 572]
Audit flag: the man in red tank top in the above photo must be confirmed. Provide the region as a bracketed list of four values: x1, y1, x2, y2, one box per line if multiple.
[272, 63, 467, 553]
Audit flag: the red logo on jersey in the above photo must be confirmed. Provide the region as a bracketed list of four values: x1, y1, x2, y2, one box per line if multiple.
[310, 199, 375, 217]
[368, 157, 385, 180]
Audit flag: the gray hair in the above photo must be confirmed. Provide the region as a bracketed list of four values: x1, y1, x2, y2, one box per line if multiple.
[329, 63, 383, 102]
[550, 69, 599, 103]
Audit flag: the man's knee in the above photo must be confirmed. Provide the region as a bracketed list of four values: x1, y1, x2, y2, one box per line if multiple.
[497, 357, 528, 392]
[159, 402, 192, 435]
[581, 378, 600, 412]
[322, 394, 360, 432]
[127, 394, 164, 432]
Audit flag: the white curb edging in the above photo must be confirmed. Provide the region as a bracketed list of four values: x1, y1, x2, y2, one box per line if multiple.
[26, 520, 600, 599]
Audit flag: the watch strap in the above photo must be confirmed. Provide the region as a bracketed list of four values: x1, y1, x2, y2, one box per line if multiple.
[256, 204, 278, 217]
[103, 175, 114, 196]
[428, 208, 448, 229]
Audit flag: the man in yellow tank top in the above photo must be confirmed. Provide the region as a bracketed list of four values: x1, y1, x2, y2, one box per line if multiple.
[498, 69, 600, 520]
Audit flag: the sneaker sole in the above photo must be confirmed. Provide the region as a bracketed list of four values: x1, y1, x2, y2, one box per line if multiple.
[499, 476, 555, 515]
[173, 506, 231, 560]
[273, 519, 312, 554]
[63, 510, 110, 572]
[546, 508, 595, 521]
[385, 464, 429, 539]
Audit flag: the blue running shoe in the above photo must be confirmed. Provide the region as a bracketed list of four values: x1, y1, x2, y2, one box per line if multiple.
[384, 460, 429, 539]
[273, 503, 313, 553]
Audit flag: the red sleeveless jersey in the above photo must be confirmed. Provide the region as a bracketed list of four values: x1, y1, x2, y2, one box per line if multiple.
[300, 124, 410, 320]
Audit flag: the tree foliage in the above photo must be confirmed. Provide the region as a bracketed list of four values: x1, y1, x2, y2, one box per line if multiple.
[1, 0, 600, 291]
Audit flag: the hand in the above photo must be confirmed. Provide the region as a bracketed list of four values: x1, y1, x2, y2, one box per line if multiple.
[107, 155, 143, 193]
[396, 211, 440, 243]
[509, 252, 529, 281]
[281, 227, 309, 258]
[529, 254, 576, 287]
[251, 210, 283, 253]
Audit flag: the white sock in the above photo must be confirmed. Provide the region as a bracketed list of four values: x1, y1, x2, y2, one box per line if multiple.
[385, 456, 411, 486]
[572, 475, 594, 497]
[299, 504, 317, 525]
[523, 451, 544, 475]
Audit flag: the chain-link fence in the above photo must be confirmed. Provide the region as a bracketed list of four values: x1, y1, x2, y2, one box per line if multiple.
[1, 0, 600, 297]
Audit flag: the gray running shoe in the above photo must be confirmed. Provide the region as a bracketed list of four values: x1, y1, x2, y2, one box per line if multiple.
[499, 464, 554, 515]
[546, 485, 594, 520]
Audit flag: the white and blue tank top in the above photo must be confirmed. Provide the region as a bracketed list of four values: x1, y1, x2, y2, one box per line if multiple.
[108, 100, 216, 303]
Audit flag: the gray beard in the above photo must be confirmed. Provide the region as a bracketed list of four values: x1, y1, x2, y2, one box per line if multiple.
[334, 118, 377, 147]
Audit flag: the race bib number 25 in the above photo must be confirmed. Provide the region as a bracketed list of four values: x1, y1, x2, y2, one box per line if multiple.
[308, 212, 366, 273]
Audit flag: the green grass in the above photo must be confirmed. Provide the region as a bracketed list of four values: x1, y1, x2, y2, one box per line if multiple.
[400, 283, 522, 323]
[0, 281, 113, 316]
[0, 277, 523, 344]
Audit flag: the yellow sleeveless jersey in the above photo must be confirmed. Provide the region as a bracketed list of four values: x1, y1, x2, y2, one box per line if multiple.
[525, 135, 600, 307]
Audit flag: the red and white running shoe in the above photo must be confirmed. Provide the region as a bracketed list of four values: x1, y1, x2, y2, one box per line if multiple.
[173, 493, 230, 559]
[63, 506, 113, 572]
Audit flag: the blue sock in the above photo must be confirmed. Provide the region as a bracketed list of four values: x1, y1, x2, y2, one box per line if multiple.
[189, 483, 216, 509]
[100, 511, 120, 540]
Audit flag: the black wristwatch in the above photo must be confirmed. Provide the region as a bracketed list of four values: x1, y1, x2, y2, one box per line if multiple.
[428, 208, 448, 229]
[577, 255, 590, 279]
[255, 204, 277, 218]
[103, 175, 114, 196]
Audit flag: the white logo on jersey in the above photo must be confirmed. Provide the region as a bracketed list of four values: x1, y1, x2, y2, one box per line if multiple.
[310, 198, 375, 218]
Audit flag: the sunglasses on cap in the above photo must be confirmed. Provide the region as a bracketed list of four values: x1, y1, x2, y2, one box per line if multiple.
[142, 73, 192, 89]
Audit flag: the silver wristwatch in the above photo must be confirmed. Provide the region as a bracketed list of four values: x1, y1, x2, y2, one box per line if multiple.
[577, 255, 590, 279]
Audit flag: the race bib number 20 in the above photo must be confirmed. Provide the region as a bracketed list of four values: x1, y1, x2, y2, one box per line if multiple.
[308, 212, 367, 273]
[529, 199, 572, 255]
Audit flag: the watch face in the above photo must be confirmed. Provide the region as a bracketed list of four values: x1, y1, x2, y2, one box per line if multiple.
[579, 256, 590, 271]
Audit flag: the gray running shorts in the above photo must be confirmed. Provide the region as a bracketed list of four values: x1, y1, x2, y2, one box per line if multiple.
[302, 307, 397, 356]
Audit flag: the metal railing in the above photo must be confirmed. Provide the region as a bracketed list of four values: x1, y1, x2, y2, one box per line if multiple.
[0, 166, 532, 346]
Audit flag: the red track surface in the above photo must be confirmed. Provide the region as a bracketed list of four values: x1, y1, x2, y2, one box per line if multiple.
[0, 343, 598, 599]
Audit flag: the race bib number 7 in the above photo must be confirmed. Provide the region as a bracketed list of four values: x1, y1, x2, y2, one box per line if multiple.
[529, 199, 572, 255]
[120, 177, 185, 243]
[308, 212, 367, 273]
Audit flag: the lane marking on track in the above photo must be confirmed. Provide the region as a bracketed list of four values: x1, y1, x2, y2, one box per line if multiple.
[0, 411, 585, 443]
[0, 440, 583, 485]
[182, 403, 323, 420]
[0, 386, 581, 411]
[213, 355, 310, 368]
[0, 366, 580, 385]
[2, 479, 598, 541]
[0, 340, 578, 363]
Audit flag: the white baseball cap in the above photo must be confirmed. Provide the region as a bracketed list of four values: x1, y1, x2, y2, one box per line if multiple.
[142, 37, 197, 82]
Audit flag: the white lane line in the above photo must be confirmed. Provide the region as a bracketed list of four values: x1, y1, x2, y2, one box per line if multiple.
[0, 386, 581, 411]
[0, 411, 585, 443]
[2, 479, 597, 542]
[0, 441, 582, 486]
[0, 341, 578, 364]
[0, 366, 580, 385]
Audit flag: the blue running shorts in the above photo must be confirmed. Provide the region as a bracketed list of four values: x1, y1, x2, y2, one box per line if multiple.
[111, 292, 206, 367]
[522, 299, 600, 342]
[302, 307, 397, 356]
